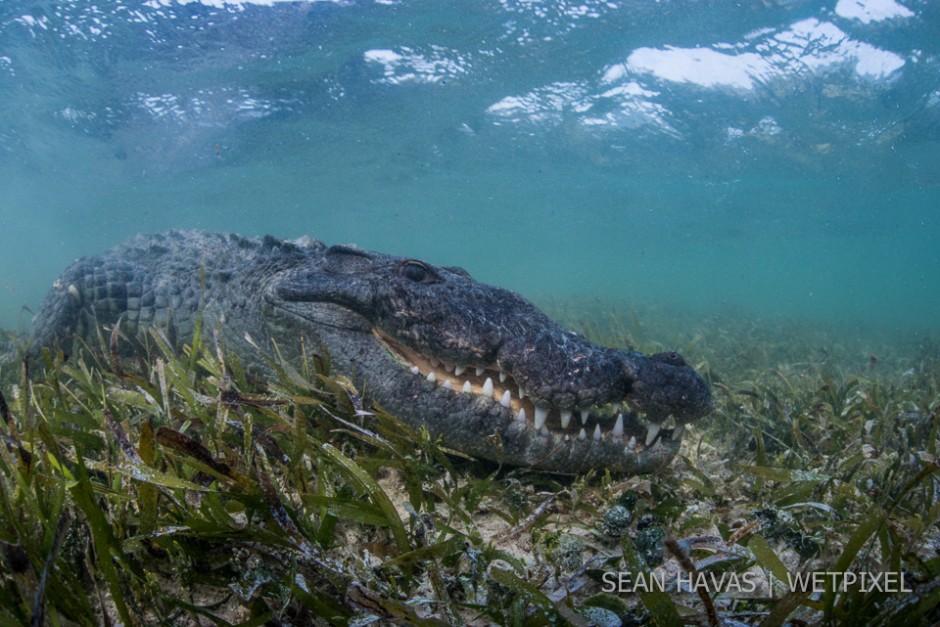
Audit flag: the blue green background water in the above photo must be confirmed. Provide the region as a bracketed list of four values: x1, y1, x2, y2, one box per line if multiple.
[1, 0, 937, 340]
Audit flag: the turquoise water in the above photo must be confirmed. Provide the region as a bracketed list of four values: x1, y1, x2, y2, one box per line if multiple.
[0, 0, 937, 338]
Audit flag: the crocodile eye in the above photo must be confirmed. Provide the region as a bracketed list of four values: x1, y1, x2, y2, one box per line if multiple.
[402, 261, 430, 282]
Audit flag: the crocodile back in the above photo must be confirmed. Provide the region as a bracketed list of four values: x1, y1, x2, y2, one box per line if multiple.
[29, 230, 315, 357]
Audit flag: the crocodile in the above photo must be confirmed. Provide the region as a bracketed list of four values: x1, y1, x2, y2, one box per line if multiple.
[29, 230, 712, 474]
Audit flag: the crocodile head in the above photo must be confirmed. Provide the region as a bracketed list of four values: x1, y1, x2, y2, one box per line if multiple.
[269, 243, 712, 474]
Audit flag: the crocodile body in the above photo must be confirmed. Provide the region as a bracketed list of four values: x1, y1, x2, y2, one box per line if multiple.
[30, 230, 712, 473]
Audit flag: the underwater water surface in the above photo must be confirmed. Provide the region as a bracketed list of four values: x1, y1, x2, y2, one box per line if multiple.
[0, 0, 938, 340]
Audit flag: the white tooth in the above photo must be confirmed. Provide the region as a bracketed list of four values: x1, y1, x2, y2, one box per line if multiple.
[454, 365, 467, 376]
[475, 367, 485, 376]
[499, 371, 507, 383]
[612, 402, 622, 413]
[515, 408, 526, 423]
[518, 387, 526, 399]
[500, 390, 511, 408]
[626, 435, 637, 449]
[410, 366, 420, 375]
[426, 371, 437, 383]
[645, 422, 661, 446]
[593, 424, 602, 441]
[539, 425, 549, 436]
[462, 380, 472, 393]
[673, 424, 685, 439]
[560, 410, 572, 429]
[580, 409, 590, 425]
[445, 362, 454, 373]
[613, 413, 624, 437]
[534, 406, 549, 430]
[443, 380, 453, 390]
[578, 428, 586, 440]
[482, 377, 494, 397]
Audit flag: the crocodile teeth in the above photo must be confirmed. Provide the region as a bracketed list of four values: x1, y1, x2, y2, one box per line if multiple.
[612, 402, 622, 413]
[518, 387, 526, 399]
[430, 357, 439, 368]
[534, 406, 549, 431]
[540, 425, 549, 436]
[444, 362, 454, 373]
[499, 371, 507, 383]
[578, 428, 586, 440]
[646, 422, 661, 446]
[560, 410, 572, 429]
[462, 380, 472, 393]
[410, 366, 420, 375]
[500, 390, 512, 408]
[593, 424, 602, 441]
[613, 413, 624, 437]
[426, 371, 437, 383]
[673, 424, 685, 439]
[580, 409, 589, 425]
[515, 408, 526, 423]
[482, 377, 494, 397]
[475, 367, 485, 376]
[443, 380, 453, 390]
[454, 365, 467, 376]
[626, 435, 636, 449]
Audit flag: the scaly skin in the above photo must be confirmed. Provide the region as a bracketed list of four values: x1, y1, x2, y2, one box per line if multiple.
[30, 230, 712, 473]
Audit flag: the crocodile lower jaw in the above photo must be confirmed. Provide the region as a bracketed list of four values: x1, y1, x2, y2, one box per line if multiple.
[374, 330, 683, 452]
